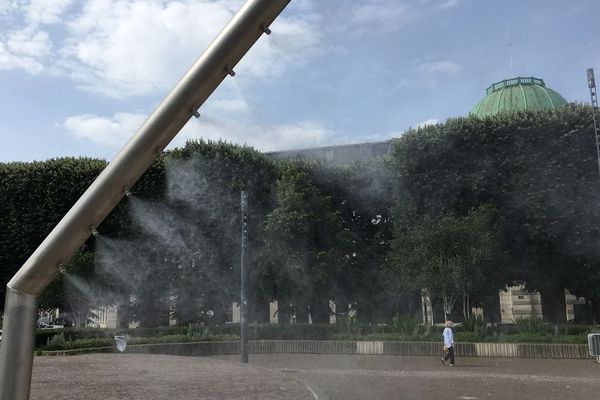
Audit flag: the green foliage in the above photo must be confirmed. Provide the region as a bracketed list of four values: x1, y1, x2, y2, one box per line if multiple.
[186, 323, 210, 338]
[391, 315, 418, 335]
[460, 316, 488, 340]
[514, 317, 549, 335]
[263, 162, 349, 323]
[45, 333, 67, 351]
[391, 204, 507, 320]
[33, 322, 592, 351]
[390, 105, 600, 323]
[461, 316, 487, 332]
[6, 107, 600, 328]
[0, 157, 109, 308]
[306, 160, 397, 322]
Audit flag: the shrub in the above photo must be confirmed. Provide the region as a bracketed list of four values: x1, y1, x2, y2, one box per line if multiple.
[186, 323, 210, 338]
[45, 333, 66, 351]
[514, 317, 549, 335]
[391, 315, 418, 335]
[461, 316, 487, 340]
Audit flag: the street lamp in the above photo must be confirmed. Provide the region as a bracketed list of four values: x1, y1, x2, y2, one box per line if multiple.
[587, 68, 600, 180]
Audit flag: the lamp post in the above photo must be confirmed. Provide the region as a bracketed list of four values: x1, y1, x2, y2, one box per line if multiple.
[240, 190, 249, 363]
[587, 68, 600, 180]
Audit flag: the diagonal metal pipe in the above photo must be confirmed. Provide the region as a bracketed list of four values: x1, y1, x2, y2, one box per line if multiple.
[0, 1, 292, 398]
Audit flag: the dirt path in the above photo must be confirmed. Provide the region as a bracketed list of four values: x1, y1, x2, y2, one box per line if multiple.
[31, 354, 314, 400]
[215, 354, 600, 400]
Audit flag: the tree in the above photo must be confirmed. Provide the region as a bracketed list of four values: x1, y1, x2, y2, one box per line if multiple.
[263, 163, 349, 323]
[305, 160, 396, 323]
[0, 158, 110, 309]
[391, 205, 508, 322]
[389, 105, 600, 323]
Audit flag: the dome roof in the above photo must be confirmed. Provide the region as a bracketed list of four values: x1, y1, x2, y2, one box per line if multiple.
[470, 77, 568, 118]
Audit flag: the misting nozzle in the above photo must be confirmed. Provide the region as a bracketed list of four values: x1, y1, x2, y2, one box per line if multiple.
[225, 65, 236, 77]
[261, 24, 272, 35]
[123, 185, 132, 198]
[90, 226, 99, 237]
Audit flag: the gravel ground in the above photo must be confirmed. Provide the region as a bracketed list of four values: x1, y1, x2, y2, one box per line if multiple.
[31, 354, 314, 400]
[30, 353, 600, 400]
[215, 354, 600, 400]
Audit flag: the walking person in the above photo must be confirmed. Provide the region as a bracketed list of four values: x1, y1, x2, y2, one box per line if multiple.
[441, 320, 455, 367]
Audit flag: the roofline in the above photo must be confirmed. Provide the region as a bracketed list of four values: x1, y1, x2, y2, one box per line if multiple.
[265, 139, 394, 155]
[486, 76, 545, 95]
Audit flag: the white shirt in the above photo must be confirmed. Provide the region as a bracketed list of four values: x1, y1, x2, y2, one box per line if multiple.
[443, 327, 454, 347]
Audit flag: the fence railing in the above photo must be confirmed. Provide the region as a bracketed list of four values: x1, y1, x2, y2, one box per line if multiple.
[40, 340, 589, 359]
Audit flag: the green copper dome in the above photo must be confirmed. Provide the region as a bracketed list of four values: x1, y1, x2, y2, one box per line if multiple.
[470, 77, 568, 118]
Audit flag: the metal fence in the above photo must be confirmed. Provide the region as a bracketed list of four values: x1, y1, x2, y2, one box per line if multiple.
[588, 333, 600, 363]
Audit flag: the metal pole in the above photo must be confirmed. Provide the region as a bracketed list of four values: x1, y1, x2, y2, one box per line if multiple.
[587, 68, 600, 180]
[0, 289, 37, 400]
[240, 190, 249, 363]
[0, 1, 291, 398]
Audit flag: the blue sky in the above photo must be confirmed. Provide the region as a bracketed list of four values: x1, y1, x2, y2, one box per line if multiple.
[0, 0, 598, 162]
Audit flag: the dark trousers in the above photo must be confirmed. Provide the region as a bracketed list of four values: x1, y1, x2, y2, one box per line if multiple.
[443, 346, 455, 365]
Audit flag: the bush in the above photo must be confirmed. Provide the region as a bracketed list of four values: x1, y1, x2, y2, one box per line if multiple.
[45, 333, 66, 350]
[460, 316, 487, 340]
[514, 317, 549, 335]
[391, 315, 418, 335]
[33, 321, 593, 351]
[186, 323, 211, 339]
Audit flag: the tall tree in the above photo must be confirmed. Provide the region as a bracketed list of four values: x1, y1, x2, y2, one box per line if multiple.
[389, 105, 600, 323]
[263, 163, 348, 323]
[391, 205, 507, 321]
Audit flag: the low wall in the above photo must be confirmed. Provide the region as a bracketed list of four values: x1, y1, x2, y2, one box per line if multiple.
[117, 340, 589, 359]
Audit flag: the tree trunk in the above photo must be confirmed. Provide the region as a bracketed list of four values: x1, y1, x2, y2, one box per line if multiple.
[295, 303, 309, 323]
[482, 291, 501, 323]
[443, 291, 448, 322]
[277, 301, 291, 324]
[336, 300, 349, 325]
[250, 298, 269, 323]
[539, 285, 566, 324]
[309, 301, 330, 324]
[591, 299, 600, 325]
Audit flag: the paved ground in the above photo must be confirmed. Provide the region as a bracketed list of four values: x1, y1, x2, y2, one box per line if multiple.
[30, 353, 600, 399]
[31, 354, 314, 400]
[215, 354, 600, 400]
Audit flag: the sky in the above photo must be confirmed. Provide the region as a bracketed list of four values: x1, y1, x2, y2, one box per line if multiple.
[0, 0, 598, 162]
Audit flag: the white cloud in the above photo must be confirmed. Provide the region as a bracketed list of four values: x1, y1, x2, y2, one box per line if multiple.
[410, 60, 461, 87]
[63, 112, 147, 147]
[25, 0, 75, 25]
[0, 0, 73, 73]
[419, 0, 461, 10]
[182, 117, 399, 151]
[416, 118, 439, 128]
[57, 0, 322, 97]
[237, 15, 322, 78]
[6, 29, 51, 57]
[0, 0, 322, 98]
[438, 0, 460, 9]
[62, 110, 397, 153]
[0, 0, 20, 16]
[181, 119, 332, 151]
[350, 1, 413, 35]
[209, 98, 249, 114]
[63, 110, 335, 151]
[0, 41, 44, 73]
[418, 60, 461, 75]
